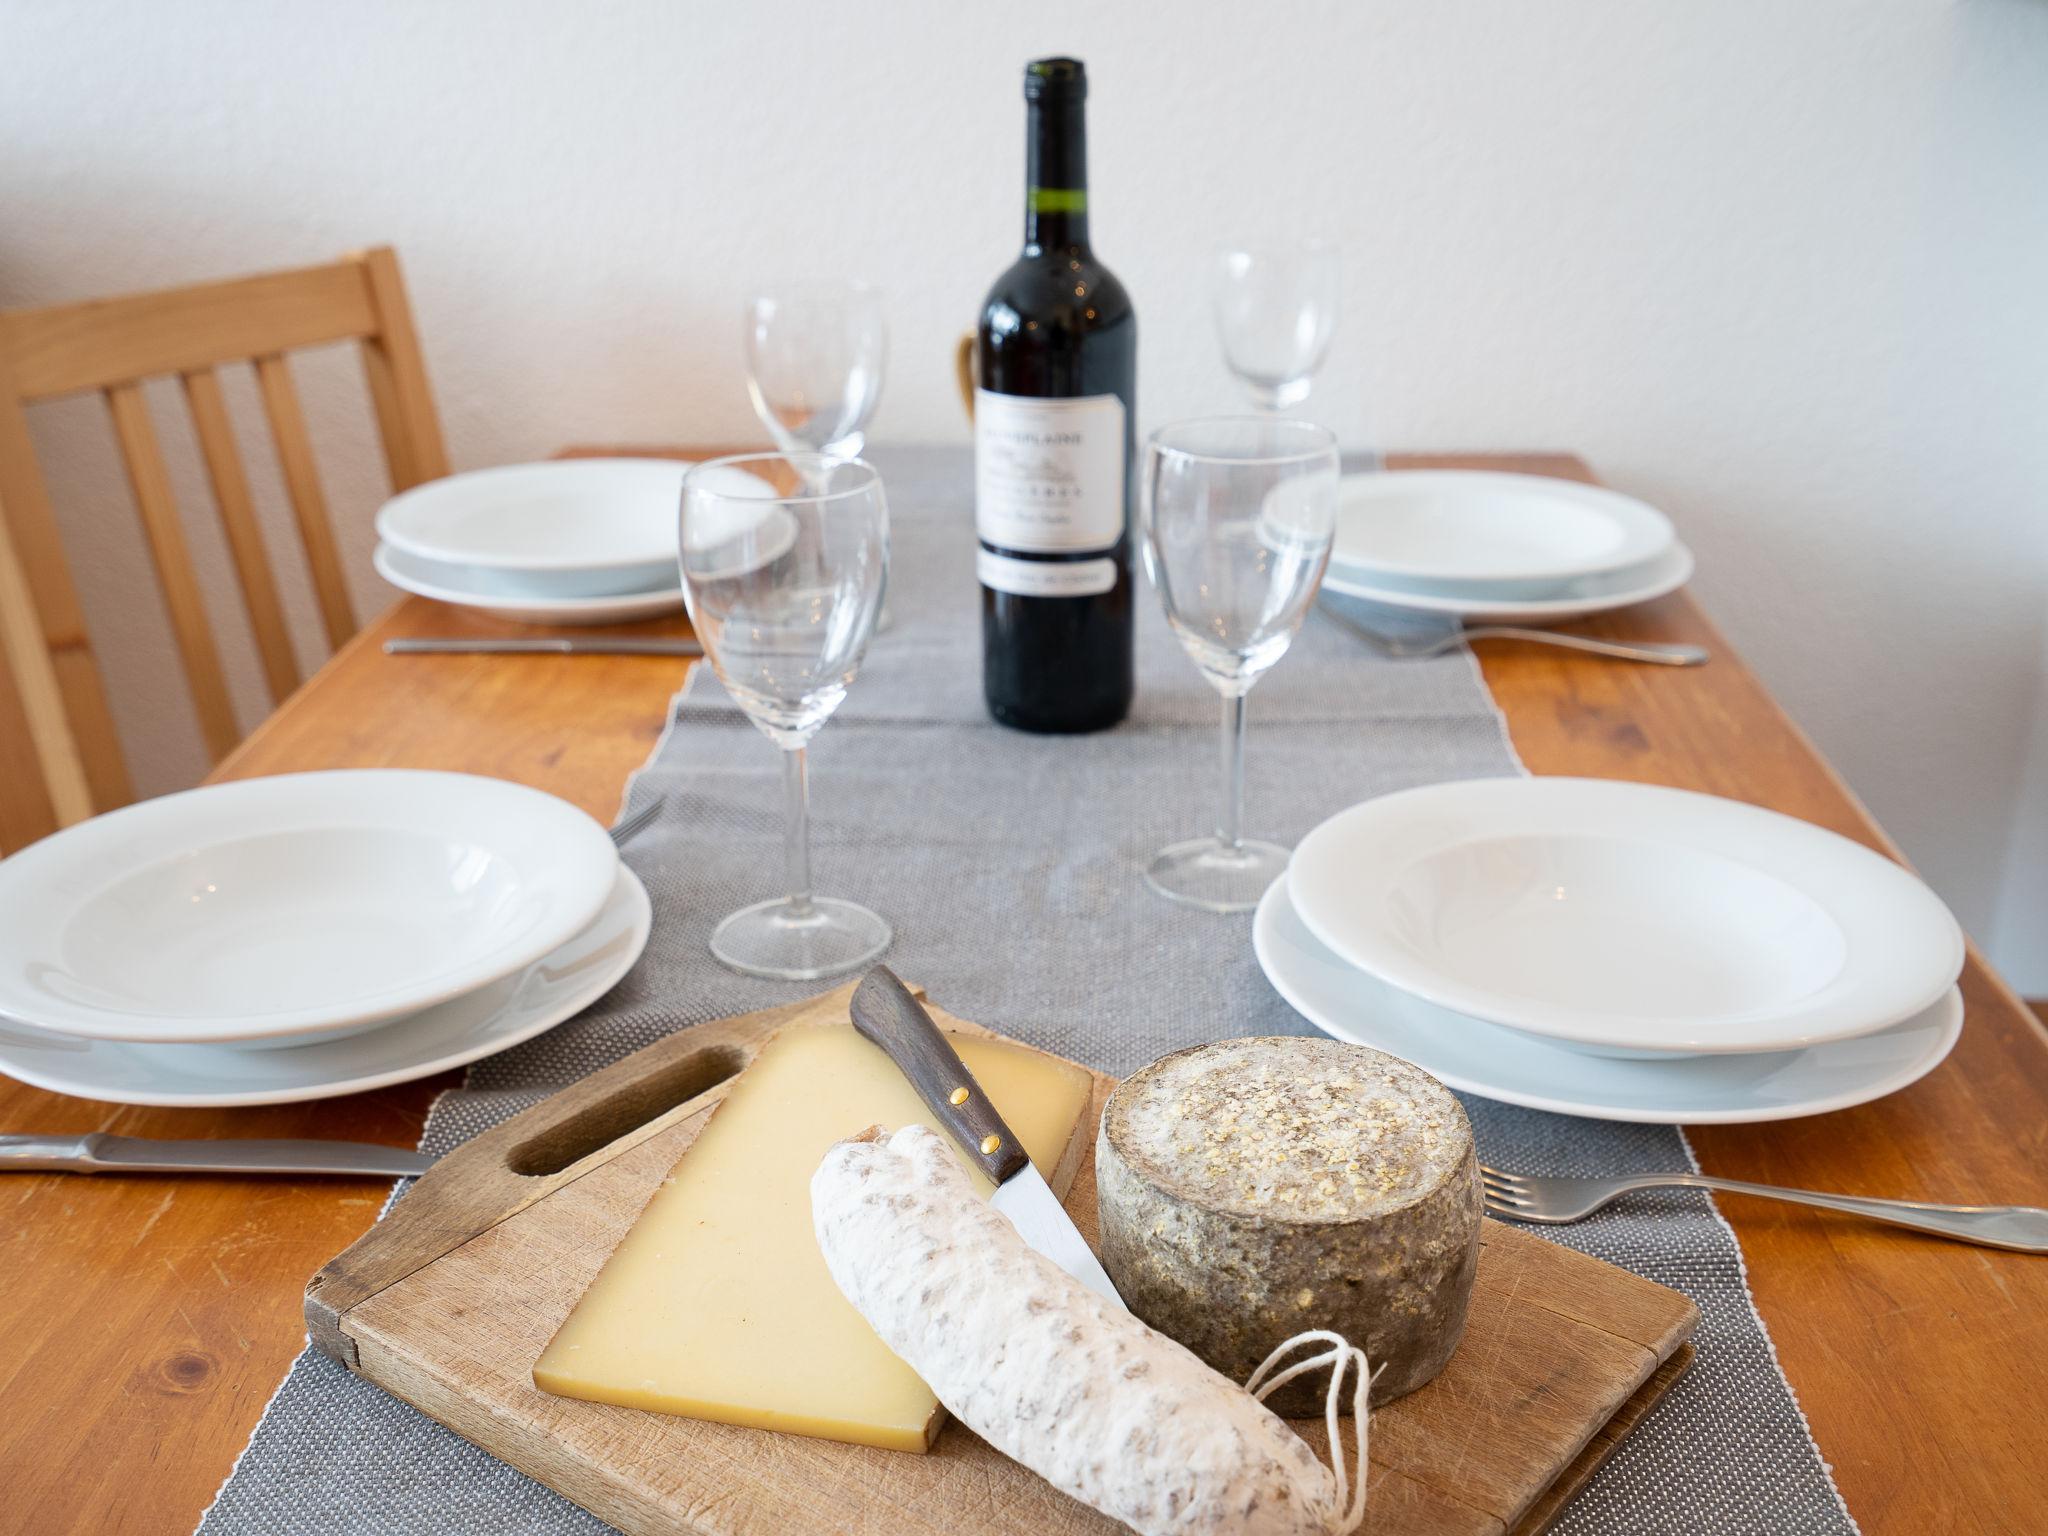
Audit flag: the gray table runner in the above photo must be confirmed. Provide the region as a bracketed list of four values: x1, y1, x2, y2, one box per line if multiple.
[200, 447, 1855, 1535]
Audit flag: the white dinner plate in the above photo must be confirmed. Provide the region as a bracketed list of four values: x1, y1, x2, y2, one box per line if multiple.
[0, 867, 650, 1107]
[1287, 777, 1964, 1055]
[1322, 541, 1695, 622]
[0, 770, 618, 1047]
[1331, 471, 1673, 587]
[377, 459, 690, 595]
[376, 543, 686, 626]
[1254, 876, 1962, 1124]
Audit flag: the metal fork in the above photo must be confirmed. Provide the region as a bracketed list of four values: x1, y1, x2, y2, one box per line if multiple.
[609, 795, 664, 848]
[1480, 1165, 2048, 1253]
[1321, 600, 1708, 667]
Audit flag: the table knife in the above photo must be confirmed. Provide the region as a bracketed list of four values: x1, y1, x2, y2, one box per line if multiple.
[849, 966, 1125, 1308]
[384, 638, 702, 657]
[0, 1132, 432, 1177]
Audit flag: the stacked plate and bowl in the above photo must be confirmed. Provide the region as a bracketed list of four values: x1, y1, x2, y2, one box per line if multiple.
[0, 772, 651, 1106]
[1323, 470, 1693, 622]
[374, 459, 691, 624]
[1256, 777, 1967, 1123]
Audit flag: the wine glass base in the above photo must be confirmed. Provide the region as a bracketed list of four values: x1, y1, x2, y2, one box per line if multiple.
[709, 896, 892, 981]
[1144, 837, 1290, 914]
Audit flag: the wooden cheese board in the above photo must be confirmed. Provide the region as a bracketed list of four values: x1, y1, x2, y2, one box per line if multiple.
[309, 984, 1698, 1535]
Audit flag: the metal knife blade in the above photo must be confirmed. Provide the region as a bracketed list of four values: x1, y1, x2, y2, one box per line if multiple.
[848, 966, 1125, 1308]
[989, 1161, 1125, 1306]
[383, 638, 702, 657]
[0, 1133, 432, 1177]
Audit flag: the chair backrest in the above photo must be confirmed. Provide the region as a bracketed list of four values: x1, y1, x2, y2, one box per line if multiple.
[0, 246, 448, 852]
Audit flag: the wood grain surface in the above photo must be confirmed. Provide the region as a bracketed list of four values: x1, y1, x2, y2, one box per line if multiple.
[0, 249, 447, 841]
[1, 450, 2043, 1535]
[320, 988, 1693, 1536]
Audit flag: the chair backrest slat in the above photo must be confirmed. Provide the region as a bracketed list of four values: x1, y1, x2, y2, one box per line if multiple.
[0, 644, 63, 851]
[355, 246, 450, 491]
[0, 247, 442, 848]
[181, 367, 301, 703]
[0, 352, 133, 822]
[0, 503, 91, 842]
[254, 352, 356, 651]
[104, 381, 241, 763]
[1, 261, 380, 402]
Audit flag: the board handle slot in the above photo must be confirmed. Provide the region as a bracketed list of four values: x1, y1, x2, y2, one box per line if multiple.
[308, 986, 870, 1368]
[507, 1044, 750, 1177]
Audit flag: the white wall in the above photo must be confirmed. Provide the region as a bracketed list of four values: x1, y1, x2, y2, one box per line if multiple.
[1994, 628, 2048, 994]
[5, 0, 2046, 972]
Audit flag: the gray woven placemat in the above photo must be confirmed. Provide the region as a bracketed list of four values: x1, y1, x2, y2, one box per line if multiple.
[200, 447, 1855, 1535]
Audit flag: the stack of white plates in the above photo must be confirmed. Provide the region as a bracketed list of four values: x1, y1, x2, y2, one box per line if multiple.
[375, 460, 691, 625]
[0, 771, 650, 1106]
[1323, 471, 1694, 623]
[1256, 777, 1967, 1123]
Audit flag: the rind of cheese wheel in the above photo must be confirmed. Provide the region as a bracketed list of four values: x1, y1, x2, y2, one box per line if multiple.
[1097, 1037, 1482, 1413]
[812, 1124, 1356, 1536]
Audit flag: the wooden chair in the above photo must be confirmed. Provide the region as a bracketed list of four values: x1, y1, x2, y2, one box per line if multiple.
[0, 246, 448, 852]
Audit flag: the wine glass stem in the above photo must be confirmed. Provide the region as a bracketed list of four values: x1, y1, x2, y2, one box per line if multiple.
[1218, 691, 1247, 853]
[782, 744, 815, 919]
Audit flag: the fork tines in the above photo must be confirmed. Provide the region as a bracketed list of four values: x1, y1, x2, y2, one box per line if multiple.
[1478, 1164, 1533, 1214]
[608, 795, 666, 848]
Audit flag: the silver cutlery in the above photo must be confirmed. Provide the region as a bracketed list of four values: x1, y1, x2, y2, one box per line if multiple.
[1481, 1164, 2048, 1253]
[1322, 602, 1708, 667]
[609, 796, 664, 847]
[0, 1133, 432, 1177]
[384, 637, 703, 657]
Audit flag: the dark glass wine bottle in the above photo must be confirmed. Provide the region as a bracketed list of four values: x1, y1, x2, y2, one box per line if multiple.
[975, 56, 1137, 733]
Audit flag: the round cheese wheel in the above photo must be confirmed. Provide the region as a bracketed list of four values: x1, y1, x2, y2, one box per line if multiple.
[1097, 1037, 1481, 1414]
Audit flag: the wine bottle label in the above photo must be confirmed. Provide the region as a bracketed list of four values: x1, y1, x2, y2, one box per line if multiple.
[973, 389, 1127, 558]
[975, 548, 1118, 598]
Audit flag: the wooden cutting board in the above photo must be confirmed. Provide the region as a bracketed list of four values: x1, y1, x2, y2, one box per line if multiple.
[309, 984, 1697, 1535]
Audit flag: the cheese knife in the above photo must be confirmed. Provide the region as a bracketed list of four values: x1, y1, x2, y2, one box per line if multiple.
[849, 966, 1125, 1308]
[0, 1133, 431, 1177]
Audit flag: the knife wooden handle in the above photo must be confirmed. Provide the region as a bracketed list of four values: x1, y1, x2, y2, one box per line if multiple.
[850, 966, 1030, 1184]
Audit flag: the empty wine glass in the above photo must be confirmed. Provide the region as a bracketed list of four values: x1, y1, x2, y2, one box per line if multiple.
[743, 283, 887, 459]
[1213, 242, 1340, 411]
[1142, 418, 1340, 911]
[680, 453, 891, 978]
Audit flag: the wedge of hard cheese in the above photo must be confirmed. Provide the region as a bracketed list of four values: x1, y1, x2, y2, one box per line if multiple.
[532, 1019, 1094, 1451]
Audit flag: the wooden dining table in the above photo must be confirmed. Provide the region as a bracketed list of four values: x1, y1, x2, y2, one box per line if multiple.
[2, 449, 2043, 1536]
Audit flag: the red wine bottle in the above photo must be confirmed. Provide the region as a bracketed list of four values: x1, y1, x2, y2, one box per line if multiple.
[975, 57, 1137, 733]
